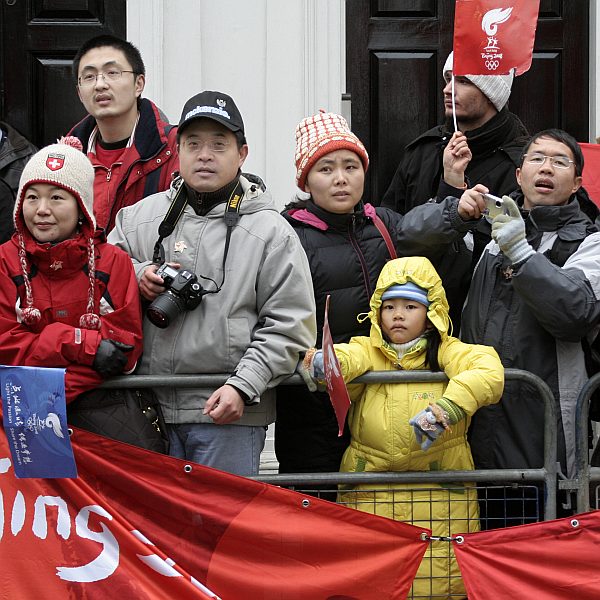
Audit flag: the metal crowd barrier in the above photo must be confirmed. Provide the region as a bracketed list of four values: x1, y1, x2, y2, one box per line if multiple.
[100, 368, 558, 522]
[255, 368, 558, 521]
[574, 371, 600, 511]
[99, 368, 558, 599]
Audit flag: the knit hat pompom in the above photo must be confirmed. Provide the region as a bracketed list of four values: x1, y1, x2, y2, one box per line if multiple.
[20, 307, 42, 326]
[443, 52, 514, 112]
[57, 135, 84, 153]
[294, 111, 369, 191]
[80, 313, 101, 330]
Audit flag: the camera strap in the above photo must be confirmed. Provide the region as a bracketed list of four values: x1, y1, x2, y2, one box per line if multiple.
[221, 180, 242, 255]
[152, 177, 244, 293]
[152, 175, 188, 264]
[212, 181, 243, 292]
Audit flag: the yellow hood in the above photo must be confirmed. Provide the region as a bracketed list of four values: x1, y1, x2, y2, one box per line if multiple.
[362, 256, 452, 347]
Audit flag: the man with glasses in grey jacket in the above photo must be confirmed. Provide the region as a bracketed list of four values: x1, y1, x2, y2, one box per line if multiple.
[109, 90, 316, 476]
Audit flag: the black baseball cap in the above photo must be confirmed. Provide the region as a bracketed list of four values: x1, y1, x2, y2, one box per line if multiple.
[178, 91, 245, 135]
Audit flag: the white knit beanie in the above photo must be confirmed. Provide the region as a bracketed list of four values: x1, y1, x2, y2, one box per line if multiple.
[15, 137, 95, 232]
[295, 111, 369, 191]
[14, 137, 100, 330]
[443, 52, 514, 112]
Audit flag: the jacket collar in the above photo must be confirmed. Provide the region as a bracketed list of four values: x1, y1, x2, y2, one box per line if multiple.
[410, 108, 528, 158]
[69, 98, 172, 160]
[287, 199, 366, 231]
[0, 121, 36, 167]
[512, 189, 594, 241]
[17, 229, 104, 276]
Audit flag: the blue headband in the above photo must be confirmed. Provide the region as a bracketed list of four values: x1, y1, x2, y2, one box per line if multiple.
[381, 282, 430, 307]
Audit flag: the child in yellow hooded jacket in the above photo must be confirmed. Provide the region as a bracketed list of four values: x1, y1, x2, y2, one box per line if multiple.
[301, 255, 504, 599]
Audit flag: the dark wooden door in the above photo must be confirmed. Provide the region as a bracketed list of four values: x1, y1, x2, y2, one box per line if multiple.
[1, 0, 126, 148]
[346, 0, 589, 204]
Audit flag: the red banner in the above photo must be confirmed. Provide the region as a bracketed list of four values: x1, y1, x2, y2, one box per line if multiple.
[453, 0, 540, 76]
[0, 425, 428, 599]
[580, 142, 600, 208]
[322, 295, 352, 435]
[455, 510, 600, 599]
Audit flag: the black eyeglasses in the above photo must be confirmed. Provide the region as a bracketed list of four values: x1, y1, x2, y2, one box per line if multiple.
[78, 69, 136, 87]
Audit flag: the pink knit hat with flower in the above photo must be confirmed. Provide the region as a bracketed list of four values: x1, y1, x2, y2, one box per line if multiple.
[14, 136, 101, 330]
[294, 110, 369, 191]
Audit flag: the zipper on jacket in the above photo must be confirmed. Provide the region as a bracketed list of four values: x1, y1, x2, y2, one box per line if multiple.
[348, 215, 373, 299]
[107, 143, 168, 230]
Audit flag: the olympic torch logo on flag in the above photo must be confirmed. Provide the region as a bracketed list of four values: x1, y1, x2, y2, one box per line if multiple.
[453, 0, 540, 76]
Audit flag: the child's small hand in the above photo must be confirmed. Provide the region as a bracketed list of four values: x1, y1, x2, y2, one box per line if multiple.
[296, 348, 324, 392]
[409, 405, 448, 451]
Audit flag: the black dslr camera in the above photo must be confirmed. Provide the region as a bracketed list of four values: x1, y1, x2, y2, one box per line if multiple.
[146, 263, 205, 329]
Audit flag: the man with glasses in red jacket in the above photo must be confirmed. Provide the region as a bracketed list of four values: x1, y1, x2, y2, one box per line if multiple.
[68, 35, 178, 233]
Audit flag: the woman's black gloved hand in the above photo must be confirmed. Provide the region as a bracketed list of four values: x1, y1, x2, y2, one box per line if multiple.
[92, 339, 134, 377]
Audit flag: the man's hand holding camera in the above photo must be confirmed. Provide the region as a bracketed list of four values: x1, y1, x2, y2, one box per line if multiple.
[457, 183, 489, 220]
[203, 385, 245, 424]
[140, 262, 181, 301]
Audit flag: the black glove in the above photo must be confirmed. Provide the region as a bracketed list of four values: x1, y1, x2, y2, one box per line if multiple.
[92, 339, 134, 377]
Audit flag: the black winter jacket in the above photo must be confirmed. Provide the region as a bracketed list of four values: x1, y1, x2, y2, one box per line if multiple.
[462, 190, 600, 476]
[275, 198, 474, 474]
[0, 122, 37, 244]
[382, 107, 529, 215]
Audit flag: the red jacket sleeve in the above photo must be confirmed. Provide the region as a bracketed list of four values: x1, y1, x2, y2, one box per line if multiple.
[96, 244, 144, 373]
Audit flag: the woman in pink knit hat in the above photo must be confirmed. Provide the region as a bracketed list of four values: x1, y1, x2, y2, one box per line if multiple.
[0, 138, 147, 444]
[275, 110, 485, 493]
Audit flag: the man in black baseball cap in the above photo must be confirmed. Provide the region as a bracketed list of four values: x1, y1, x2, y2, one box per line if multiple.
[174, 91, 247, 197]
[108, 89, 317, 478]
[178, 90, 245, 137]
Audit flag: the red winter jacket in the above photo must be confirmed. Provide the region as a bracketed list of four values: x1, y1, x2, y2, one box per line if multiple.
[0, 230, 143, 402]
[68, 98, 179, 233]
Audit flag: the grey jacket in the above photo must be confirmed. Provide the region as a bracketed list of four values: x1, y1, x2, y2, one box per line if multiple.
[461, 195, 600, 476]
[108, 175, 317, 425]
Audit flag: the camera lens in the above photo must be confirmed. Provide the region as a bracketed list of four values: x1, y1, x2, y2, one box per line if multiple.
[146, 291, 187, 329]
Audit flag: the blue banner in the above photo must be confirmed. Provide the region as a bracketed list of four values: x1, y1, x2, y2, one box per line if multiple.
[1, 365, 77, 478]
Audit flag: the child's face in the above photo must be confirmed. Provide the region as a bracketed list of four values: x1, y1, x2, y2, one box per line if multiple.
[380, 298, 428, 344]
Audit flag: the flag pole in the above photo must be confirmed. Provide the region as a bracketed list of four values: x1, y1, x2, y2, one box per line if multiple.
[451, 74, 458, 132]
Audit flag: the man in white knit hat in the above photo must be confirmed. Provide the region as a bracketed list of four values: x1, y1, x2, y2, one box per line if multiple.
[381, 51, 531, 326]
[383, 52, 528, 221]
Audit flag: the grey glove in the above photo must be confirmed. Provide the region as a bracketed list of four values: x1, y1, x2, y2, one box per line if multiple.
[409, 406, 446, 451]
[92, 339, 133, 377]
[409, 399, 464, 451]
[491, 196, 534, 264]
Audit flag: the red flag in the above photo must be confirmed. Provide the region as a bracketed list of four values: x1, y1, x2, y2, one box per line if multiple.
[454, 510, 600, 599]
[322, 294, 352, 435]
[0, 425, 429, 599]
[580, 143, 600, 208]
[453, 0, 540, 76]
